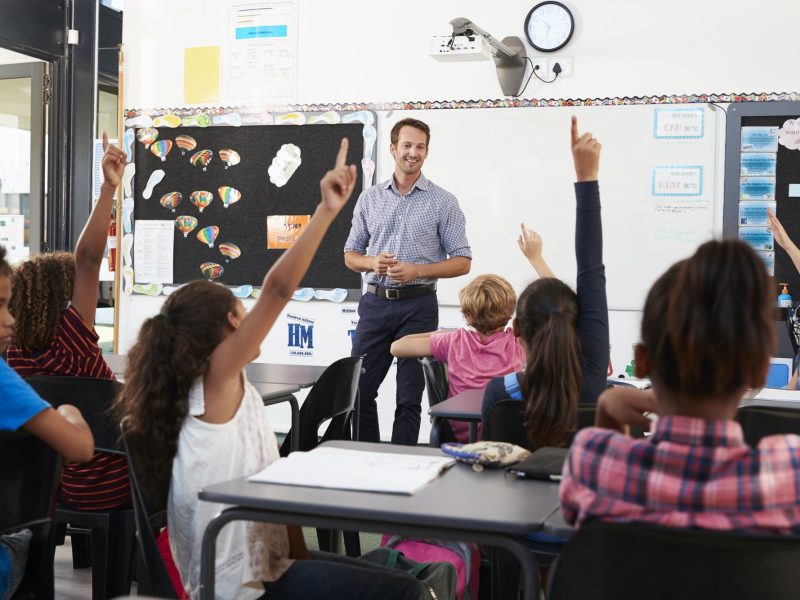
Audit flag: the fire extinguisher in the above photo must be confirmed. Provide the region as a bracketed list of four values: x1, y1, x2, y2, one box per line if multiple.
[107, 218, 117, 272]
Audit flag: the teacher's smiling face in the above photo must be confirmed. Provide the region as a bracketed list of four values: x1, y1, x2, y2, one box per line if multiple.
[390, 125, 429, 177]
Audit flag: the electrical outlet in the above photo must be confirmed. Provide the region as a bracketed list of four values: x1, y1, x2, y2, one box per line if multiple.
[529, 57, 547, 77]
[549, 57, 573, 78]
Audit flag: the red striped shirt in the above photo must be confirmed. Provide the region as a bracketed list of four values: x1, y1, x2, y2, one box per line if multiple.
[7, 306, 129, 510]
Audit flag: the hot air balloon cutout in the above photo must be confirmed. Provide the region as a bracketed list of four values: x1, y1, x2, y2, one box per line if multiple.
[136, 127, 159, 149]
[219, 242, 241, 262]
[219, 149, 240, 169]
[196, 225, 219, 248]
[175, 135, 197, 155]
[200, 262, 224, 281]
[175, 215, 198, 237]
[150, 139, 173, 162]
[190, 149, 213, 171]
[218, 186, 241, 209]
[159, 191, 182, 212]
[189, 190, 213, 213]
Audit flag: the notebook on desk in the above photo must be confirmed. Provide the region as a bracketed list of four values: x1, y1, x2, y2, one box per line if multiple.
[249, 447, 456, 495]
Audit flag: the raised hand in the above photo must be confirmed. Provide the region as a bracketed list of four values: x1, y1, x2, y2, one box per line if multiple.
[101, 131, 126, 189]
[517, 222, 544, 262]
[320, 138, 357, 214]
[570, 116, 601, 182]
[768, 207, 795, 251]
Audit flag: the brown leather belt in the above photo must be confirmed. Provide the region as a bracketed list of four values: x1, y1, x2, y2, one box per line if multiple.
[366, 284, 436, 300]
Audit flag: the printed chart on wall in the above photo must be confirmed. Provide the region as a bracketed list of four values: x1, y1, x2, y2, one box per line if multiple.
[122, 109, 376, 300]
[226, 1, 298, 104]
[380, 104, 719, 310]
[734, 113, 800, 290]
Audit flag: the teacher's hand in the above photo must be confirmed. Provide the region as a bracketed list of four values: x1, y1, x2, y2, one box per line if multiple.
[371, 252, 397, 276]
[387, 261, 419, 284]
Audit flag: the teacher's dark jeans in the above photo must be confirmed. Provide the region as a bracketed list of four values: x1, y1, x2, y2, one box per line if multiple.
[262, 551, 425, 600]
[352, 291, 438, 445]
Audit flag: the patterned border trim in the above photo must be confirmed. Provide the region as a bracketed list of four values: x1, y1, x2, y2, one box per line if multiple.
[124, 91, 800, 116]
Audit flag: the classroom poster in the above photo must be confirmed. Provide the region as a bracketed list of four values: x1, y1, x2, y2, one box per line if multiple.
[267, 214, 309, 249]
[226, 1, 298, 103]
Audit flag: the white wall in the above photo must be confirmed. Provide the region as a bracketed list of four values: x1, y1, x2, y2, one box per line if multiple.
[121, 0, 797, 441]
[124, 0, 794, 108]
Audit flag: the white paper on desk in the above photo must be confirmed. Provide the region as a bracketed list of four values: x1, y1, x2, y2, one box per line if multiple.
[133, 220, 174, 283]
[751, 388, 800, 402]
[607, 377, 651, 390]
[248, 447, 456, 495]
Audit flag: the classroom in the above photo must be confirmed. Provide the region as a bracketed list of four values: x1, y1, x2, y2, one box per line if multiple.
[2, 0, 800, 599]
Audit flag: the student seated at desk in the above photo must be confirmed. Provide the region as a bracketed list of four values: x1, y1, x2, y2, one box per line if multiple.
[0, 244, 94, 598]
[481, 117, 609, 449]
[390, 273, 527, 442]
[7, 134, 129, 511]
[559, 240, 800, 533]
[114, 141, 426, 600]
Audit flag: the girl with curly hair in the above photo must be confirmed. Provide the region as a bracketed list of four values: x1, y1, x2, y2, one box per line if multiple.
[7, 133, 129, 511]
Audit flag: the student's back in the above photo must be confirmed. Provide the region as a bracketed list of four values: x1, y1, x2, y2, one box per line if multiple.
[559, 240, 798, 534]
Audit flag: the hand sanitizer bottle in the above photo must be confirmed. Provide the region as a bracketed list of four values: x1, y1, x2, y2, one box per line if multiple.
[779, 283, 793, 309]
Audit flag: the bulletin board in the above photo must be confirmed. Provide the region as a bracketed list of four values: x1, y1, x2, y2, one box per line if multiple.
[123, 110, 376, 298]
[723, 101, 800, 294]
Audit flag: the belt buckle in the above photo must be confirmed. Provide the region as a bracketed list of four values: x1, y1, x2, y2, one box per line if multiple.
[385, 288, 401, 300]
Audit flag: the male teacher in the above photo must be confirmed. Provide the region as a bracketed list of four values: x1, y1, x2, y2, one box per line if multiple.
[344, 118, 472, 445]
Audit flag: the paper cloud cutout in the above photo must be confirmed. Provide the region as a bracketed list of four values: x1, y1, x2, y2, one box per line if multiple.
[779, 119, 800, 150]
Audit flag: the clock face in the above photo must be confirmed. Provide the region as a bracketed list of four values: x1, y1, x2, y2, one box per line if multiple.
[524, 1, 574, 52]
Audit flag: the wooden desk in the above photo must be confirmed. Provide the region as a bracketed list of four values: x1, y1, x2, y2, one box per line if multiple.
[428, 388, 483, 443]
[199, 440, 559, 599]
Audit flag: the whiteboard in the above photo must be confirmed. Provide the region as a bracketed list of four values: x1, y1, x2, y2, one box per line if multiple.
[375, 104, 719, 310]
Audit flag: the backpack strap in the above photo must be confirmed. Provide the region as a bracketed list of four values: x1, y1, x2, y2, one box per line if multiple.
[503, 373, 522, 400]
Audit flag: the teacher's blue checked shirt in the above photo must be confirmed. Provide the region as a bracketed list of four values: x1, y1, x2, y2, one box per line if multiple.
[344, 173, 472, 287]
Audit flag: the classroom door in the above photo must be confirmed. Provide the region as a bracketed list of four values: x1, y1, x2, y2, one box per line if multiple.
[0, 62, 46, 262]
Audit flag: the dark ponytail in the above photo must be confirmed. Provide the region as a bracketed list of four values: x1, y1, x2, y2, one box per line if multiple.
[516, 279, 582, 448]
[112, 281, 236, 500]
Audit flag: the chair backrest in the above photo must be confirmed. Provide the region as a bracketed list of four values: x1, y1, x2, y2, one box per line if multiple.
[280, 355, 364, 456]
[24, 375, 123, 452]
[0, 430, 62, 600]
[419, 357, 449, 407]
[547, 520, 800, 600]
[736, 405, 800, 447]
[483, 400, 597, 451]
[120, 422, 179, 599]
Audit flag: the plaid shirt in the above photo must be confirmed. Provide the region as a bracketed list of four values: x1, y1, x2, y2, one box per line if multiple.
[560, 415, 800, 534]
[343, 173, 471, 287]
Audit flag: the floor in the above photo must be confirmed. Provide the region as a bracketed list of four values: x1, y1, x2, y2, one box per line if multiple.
[53, 529, 382, 598]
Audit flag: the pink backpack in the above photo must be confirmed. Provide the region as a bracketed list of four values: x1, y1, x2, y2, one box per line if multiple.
[382, 535, 480, 600]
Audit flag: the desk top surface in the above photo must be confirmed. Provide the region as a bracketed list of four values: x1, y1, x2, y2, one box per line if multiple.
[200, 440, 559, 535]
[428, 388, 484, 420]
[103, 354, 325, 388]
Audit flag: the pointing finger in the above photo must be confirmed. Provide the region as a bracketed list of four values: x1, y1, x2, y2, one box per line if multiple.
[335, 138, 349, 169]
[102, 131, 109, 151]
[570, 116, 579, 145]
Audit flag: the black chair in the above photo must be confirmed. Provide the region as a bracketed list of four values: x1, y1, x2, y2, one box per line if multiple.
[419, 357, 456, 446]
[24, 375, 135, 600]
[0, 431, 62, 600]
[120, 423, 179, 599]
[279, 355, 365, 556]
[736, 405, 800, 446]
[482, 399, 597, 451]
[547, 520, 800, 600]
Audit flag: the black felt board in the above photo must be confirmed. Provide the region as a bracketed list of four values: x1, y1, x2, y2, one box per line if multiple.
[741, 115, 800, 298]
[132, 123, 364, 289]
